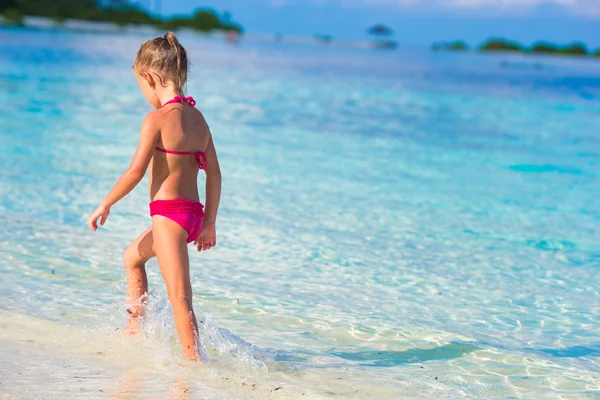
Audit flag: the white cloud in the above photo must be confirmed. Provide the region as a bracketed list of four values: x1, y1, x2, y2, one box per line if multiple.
[347, 0, 600, 15]
[448, 0, 599, 13]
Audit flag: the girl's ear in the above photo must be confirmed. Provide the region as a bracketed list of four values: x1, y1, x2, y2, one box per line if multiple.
[143, 72, 156, 89]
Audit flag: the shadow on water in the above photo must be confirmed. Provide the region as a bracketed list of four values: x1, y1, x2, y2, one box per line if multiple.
[540, 345, 600, 358]
[331, 342, 479, 367]
[130, 295, 481, 372]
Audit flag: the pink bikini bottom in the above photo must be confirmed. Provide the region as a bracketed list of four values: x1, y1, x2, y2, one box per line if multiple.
[149, 199, 204, 243]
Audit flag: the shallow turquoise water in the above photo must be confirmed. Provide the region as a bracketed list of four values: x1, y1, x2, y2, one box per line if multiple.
[1, 27, 600, 399]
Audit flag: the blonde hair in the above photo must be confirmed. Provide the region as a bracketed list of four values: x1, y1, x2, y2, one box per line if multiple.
[133, 32, 188, 95]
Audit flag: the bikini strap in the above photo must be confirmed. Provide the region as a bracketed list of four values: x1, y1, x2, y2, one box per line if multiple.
[195, 152, 207, 170]
[161, 96, 196, 108]
[155, 147, 206, 170]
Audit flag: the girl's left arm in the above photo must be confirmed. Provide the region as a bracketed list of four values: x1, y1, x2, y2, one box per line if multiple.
[88, 114, 160, 231]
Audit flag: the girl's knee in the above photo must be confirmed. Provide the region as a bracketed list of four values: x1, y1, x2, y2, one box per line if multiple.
[124, 245, 144, 269]
[124, 232, 155, 269]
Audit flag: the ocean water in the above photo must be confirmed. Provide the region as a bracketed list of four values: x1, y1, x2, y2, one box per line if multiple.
[1, 27, 600, 399]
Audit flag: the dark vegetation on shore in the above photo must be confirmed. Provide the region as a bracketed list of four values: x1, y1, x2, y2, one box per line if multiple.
[432, 41, 469, 51]
[481, 39, 590, 56]
[479, 39, 526, 53]
[435, 38, 598, 58]
[0, 0, 243, 33]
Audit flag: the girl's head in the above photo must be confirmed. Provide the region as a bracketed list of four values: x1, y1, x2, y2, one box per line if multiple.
[133, 32, 188, 108]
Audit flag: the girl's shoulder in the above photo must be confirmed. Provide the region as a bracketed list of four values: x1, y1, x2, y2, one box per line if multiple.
[139, 110, 162, 138]
[142, 109, 162, 127]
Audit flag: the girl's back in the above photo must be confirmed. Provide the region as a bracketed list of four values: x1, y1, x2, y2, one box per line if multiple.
[150, 103, 211, 202]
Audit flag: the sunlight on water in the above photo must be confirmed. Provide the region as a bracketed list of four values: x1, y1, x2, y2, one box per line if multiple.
[1, 27, 600, 399]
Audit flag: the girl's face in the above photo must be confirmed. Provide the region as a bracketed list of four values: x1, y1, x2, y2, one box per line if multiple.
[136, 72, 162, 109]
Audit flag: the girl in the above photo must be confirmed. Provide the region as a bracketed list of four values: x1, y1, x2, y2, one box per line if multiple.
[88, 32, 221, 361]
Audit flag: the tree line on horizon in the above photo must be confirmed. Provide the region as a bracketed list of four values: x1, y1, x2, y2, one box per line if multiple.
[432, 39, 600, 58]
[0, 0, 243, 33]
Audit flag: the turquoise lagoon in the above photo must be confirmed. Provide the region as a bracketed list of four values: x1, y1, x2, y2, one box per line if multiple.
[0, 28, 599, 399]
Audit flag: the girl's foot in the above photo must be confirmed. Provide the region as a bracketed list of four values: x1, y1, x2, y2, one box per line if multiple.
[125, 322, 142, 337]
[125, 308, 144, 336]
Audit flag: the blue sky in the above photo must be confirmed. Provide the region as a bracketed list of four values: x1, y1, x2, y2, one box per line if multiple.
[153, 0, 600, 48]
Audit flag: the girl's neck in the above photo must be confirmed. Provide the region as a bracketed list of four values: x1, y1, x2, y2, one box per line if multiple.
[156, 88, 182, 107]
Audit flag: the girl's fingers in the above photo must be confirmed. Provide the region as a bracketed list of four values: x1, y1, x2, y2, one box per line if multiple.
[88, 216, 97, 231]
[203, 241, 215, 250]
[196, 238, 216, 252]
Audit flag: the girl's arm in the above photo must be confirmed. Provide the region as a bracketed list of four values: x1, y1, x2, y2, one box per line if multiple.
[88, 114, 160, 231]
[194, 133, 221, 251]
[203, 134, 222, 224]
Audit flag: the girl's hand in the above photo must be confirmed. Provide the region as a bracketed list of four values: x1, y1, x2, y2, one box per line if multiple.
[195, 222, 216, 252]
[88, 205, 110, 231]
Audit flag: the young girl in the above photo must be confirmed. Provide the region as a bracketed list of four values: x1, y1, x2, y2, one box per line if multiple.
[87, 32, 221, 361]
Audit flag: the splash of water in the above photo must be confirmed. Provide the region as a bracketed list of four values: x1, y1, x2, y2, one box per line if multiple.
[97, 286, 273, 372]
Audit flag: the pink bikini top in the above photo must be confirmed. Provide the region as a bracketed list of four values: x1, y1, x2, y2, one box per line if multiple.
[156, 96, 206, 170]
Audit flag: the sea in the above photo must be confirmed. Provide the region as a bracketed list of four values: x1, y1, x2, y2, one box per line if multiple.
[0, 26, 599, 399]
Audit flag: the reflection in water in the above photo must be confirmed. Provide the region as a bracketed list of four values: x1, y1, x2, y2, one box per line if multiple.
[169, 376, 193, 400]
[109, 371, 143, 400]
[108, 372, 192, 400]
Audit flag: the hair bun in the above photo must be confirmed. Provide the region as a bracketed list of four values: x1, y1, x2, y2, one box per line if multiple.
[134, 32, 188, 96]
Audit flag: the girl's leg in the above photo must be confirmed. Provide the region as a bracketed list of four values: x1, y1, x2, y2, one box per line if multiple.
[152, 216, 200, 360]
[123, 227, 155, 334]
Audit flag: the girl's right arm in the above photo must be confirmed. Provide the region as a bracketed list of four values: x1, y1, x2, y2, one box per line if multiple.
[88, 113, 160, 231]
[195, 133, 221, 251]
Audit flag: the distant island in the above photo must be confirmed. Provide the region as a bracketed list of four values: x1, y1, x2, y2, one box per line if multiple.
[432, 41, 469, 52]
[314, 34, 332, 44]
[366, 24, 398, 49]
[479, 39, 526, 53]
[435, 38, 598, 58]
[0, 0, 243, 33]
[481, 39, 590, 56]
